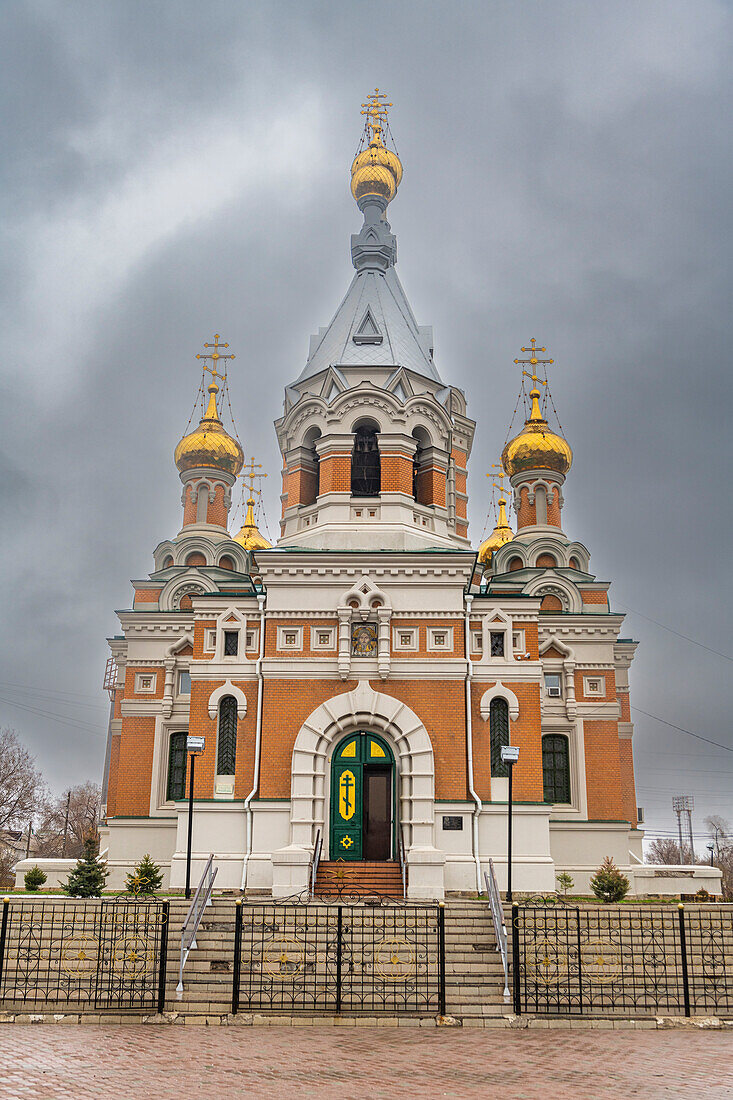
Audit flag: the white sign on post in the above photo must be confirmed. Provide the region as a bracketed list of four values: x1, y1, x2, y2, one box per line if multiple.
[500, 745, 520, 765]
[186, 735, 205, 754]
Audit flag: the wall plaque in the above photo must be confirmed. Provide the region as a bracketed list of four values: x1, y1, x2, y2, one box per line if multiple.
[442, 816, 463, 831]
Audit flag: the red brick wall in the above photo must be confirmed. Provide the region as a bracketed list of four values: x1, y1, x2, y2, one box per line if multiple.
[583, 720, 624, 819]
[113, 717, 156, 816]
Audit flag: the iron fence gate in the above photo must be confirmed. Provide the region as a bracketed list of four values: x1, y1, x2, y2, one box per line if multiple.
[232, 902, 445, 1015]
[512, 904, 733, 1016]
[0, 898, 169, 1012]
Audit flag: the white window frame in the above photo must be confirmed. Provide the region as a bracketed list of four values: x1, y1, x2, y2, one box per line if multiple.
[277, 625, 303, 651]
[488, 629, 508, 660]
[544, 672, 563, 698]
[583, 675, 606, 697]
[245, 628, 259, 653]
[222, 628, 241, 659]
[177, 669, 191, 696]
[512, 629, 526, 653]
[427, 626, 454, 652]
[135, 672, 157, 694]
[470, 630, 483, 654]
[310, 626, 336, 651]
[204, 628, 217, 653]
[393, 626, 418, 651]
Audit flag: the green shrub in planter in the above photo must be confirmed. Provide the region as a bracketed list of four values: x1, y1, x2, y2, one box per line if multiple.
[24, 866, 47, 891]
[590, 857, 630, 903]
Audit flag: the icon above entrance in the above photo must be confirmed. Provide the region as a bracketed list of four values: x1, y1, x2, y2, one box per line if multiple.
[330, 732, 395, 861]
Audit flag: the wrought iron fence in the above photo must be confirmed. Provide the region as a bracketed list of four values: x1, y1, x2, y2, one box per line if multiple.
[512, 904, 733, 1017]
[232, 902, 445, 1015]
[0, 898, 169, 1012]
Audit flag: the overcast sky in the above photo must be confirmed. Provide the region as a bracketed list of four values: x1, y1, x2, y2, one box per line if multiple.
[1, 0, 731, 847]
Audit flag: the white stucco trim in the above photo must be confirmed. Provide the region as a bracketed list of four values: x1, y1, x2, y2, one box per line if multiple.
[207, 680, 248, 720]
[479, 682, 520, 722]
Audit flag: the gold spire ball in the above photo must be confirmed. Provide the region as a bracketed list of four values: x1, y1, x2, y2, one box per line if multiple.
[350, 89, 403, 206]
[174, 335, 244, 476]
[478, 495, 514, 565]
[501, 340, 572, 477]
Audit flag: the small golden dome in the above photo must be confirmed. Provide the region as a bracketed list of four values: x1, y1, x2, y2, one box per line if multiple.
[350, 140, 403, 205]
[233, 498, 271, 552]
[501, 389, 572, 477]
[478, 497, 514, 564]
[174, 384, 244, 476]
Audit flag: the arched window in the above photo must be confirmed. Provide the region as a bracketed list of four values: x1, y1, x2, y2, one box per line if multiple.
[536, 553, 557, 568]
[218, 555, 235, 571]
[569, 557, 580, 571]
[186, 552, 206, 567]
[217, 696, 238, 775]
[302, 428, 321, 507]
[508, 556, 523, 572]
[412, 427, 431, 505]
[163, 555, 174, 569]
[540, 594, 563, 612]
[490, 698, 510, 777]
[167, 731, 187, 800]
[351, 423, 380, 496]
[542, 734, 570, 803]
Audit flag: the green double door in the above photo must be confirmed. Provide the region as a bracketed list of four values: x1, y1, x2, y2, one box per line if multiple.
[330, 732, 394, 861]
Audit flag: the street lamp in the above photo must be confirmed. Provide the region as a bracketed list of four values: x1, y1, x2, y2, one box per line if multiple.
[185, 735, 205, 900]
[501, 744, 520, 902]
[707, 842, 715, 868]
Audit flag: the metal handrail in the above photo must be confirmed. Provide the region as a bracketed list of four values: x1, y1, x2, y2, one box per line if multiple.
[309, 829, 322, 900]
[484, 860, 510, 1003]
[176, 852, 217, 996]
[398, 826, 407, 899]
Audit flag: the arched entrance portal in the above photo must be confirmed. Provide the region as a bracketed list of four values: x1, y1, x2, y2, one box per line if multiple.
[330, 732, 395, 861]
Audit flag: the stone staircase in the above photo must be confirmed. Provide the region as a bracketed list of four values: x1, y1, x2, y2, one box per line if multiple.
[166, 897, 509, 1020]
[314, 860, 403, 897]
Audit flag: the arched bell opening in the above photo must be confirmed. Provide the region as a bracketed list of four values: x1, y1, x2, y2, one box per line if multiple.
[411, 425, 432, 505]
[302, 426, 321, 506]
[351, 420, 381, 497]
[329, 731, 396, 861]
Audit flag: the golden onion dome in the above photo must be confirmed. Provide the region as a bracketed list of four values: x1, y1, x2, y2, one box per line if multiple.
[478, 497, 514, 565]
[174, 383, 244, 476]
[501, 388, 573, 477]
[350, 139, 403, 205]
[233, 498, 271, 552]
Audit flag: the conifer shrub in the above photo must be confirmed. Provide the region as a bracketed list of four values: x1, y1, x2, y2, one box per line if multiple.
[590, 856, 630, 903]
[63, 836, 108, 897]
[556, 871, 574, 898]
[126, 853, 163, 896]
[24, 866, 47, 891]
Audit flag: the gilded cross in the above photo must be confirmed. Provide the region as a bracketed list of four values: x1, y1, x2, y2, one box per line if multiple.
[242, 456, 267, 499]
[196, 333, 235, 388]
[487, 463, 508, 499]
[514, 337, 553, 389]
[361, 88, 392, 142]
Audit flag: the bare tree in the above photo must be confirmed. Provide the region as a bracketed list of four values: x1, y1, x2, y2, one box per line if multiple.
[0, 728, 45, 832]
[647, 837, 690, 864]
[35, 782, 102, 859]
[705, 815, 733, 901]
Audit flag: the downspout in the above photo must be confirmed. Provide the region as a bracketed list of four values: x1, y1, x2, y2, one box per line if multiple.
[241, 591, 266, 892]
[464, 592, 483, 893]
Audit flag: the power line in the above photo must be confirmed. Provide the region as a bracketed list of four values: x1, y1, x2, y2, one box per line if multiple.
[615, 602, 732, 663]
[632, 705, 733, 753]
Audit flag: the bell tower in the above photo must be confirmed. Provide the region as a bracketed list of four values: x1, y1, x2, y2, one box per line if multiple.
[275, 91, 475, 550]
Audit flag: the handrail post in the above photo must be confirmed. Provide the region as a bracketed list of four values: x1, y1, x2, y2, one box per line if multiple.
[678, 903, 691, 1017]
[511, 903, 521, 1015]
[438, 902, 446, 1016]
[157, 901, 170, 1014]
[0, 898, 9, 993]
[232, 899, 243, 1015]
[177, 853, 217, 996]
[336, 906, 343, 1014]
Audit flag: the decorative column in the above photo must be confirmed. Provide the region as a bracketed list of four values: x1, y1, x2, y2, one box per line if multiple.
[337, 607, 352, 680]
[377, 607, 392, 680]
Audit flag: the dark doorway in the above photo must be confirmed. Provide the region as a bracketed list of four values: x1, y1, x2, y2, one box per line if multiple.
[364, 767, 391, 860]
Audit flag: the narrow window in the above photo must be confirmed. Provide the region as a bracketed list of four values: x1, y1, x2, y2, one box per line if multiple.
[490, 631, 505, 657]
[167, 732, 187, 800]
[223, 630, 239, 656]
[217, 696, 238, 776]
[178, 670, 191, 695]
[544, 673, 562, 698]
[490, 698, 510, 777]
[351, 425, 381, 496]
[543, 735, 570, 803]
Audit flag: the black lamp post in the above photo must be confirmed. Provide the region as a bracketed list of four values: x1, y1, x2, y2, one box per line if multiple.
[707, 842, 715, 868]
[501, 744, 520, 902]
[184, 735, 205, 900]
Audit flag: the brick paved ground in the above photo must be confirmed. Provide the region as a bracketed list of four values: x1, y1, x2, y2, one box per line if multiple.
[0, 1026, 732, 1099]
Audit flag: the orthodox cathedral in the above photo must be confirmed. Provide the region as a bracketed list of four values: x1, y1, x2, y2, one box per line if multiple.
[100, 93, 642, 897]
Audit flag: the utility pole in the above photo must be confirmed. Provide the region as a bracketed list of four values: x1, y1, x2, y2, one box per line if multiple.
[61, 790, 71, 858]
[672, 796, 694, 864]
[25, 820, 32, 859]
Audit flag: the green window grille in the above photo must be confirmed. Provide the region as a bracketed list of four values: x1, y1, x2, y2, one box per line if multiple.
[167, 731, 187, 801]
[217, 696, 238, 776]
[542, 734, 571, 804]
[490, 698, 510, 777]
